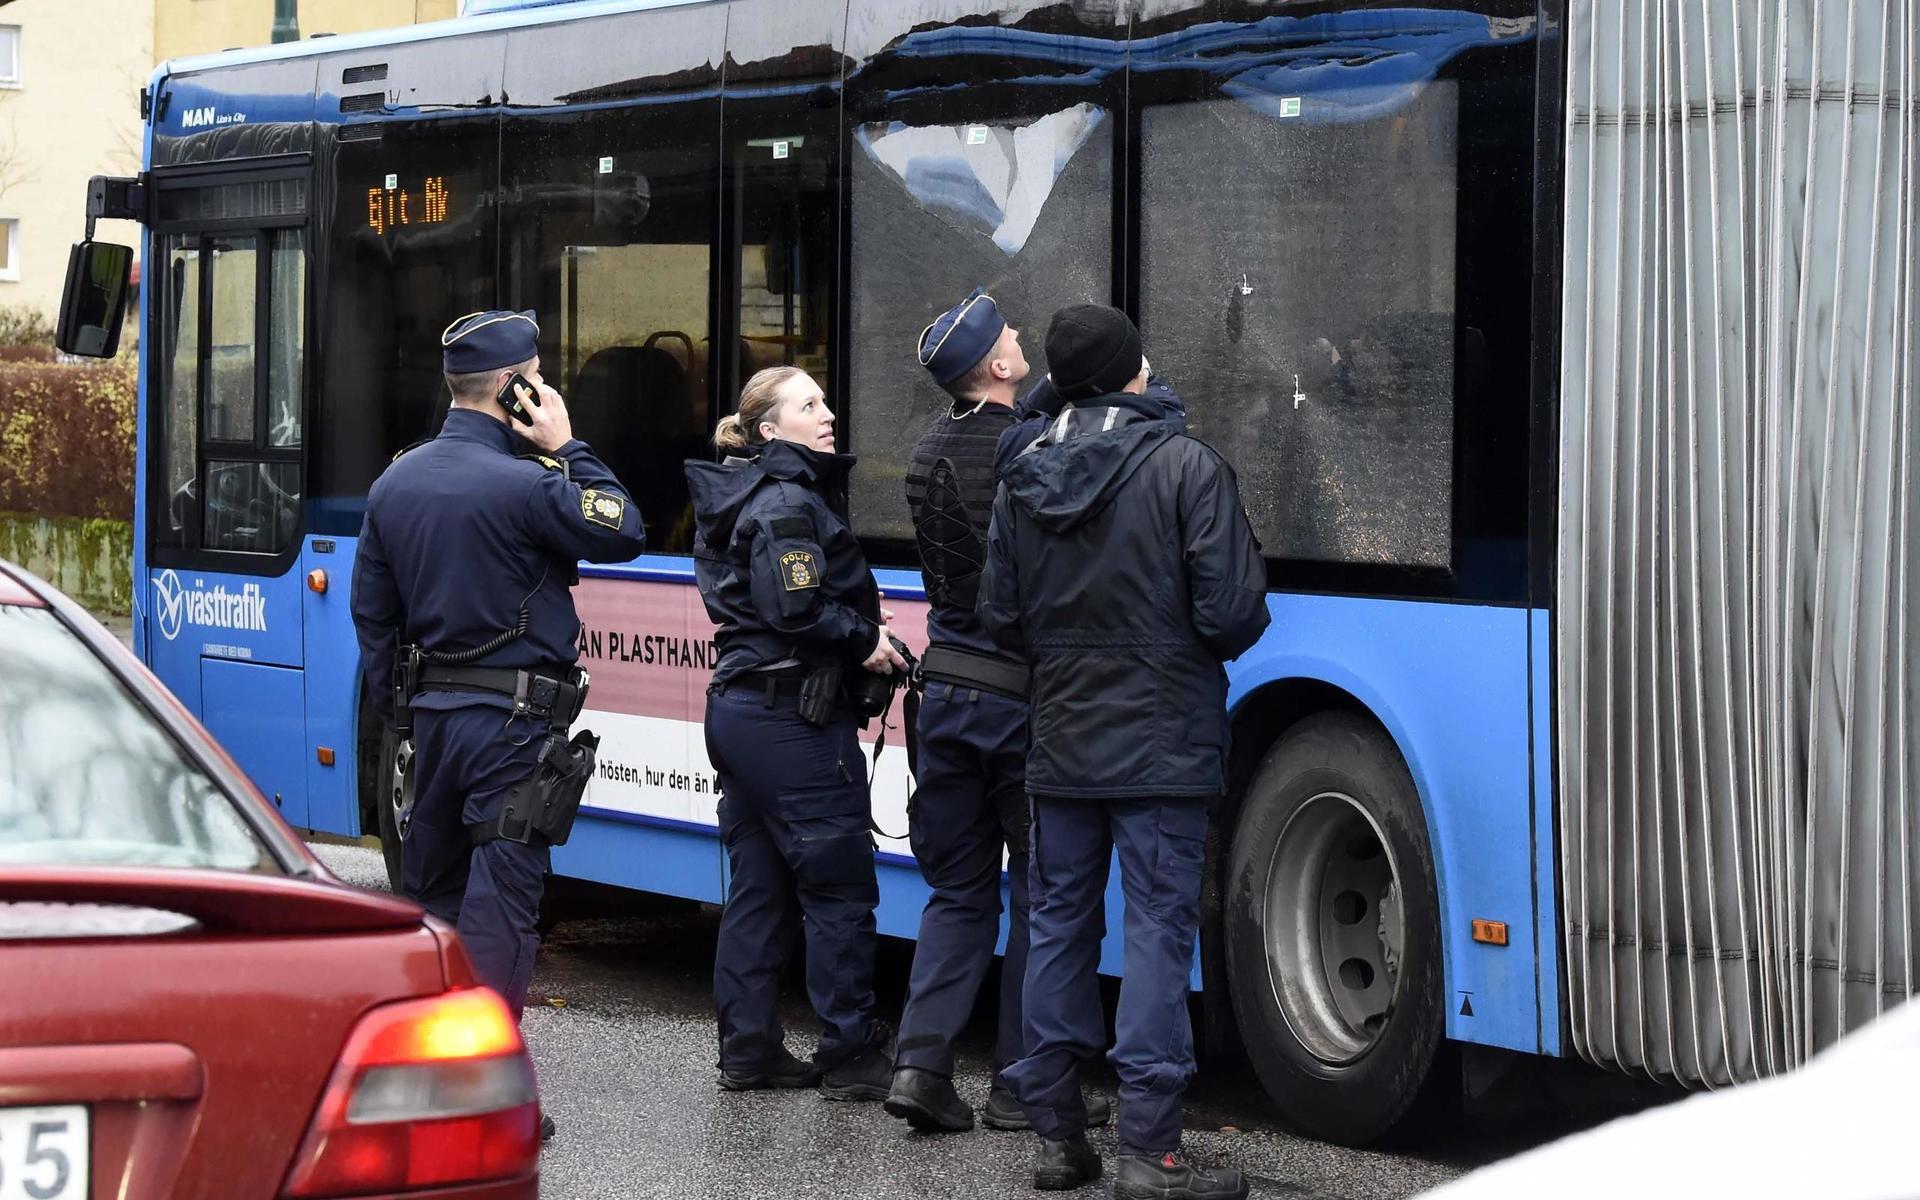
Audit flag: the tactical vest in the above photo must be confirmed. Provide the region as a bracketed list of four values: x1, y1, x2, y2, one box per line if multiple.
[904, 406, 1013, 611]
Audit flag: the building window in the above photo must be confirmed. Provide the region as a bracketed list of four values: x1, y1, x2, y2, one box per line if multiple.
[0, 27, 20, 87]
[0, 219, 20, 281]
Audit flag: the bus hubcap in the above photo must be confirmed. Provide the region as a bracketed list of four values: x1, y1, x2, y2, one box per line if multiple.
[1263, 791, 1404, 1064]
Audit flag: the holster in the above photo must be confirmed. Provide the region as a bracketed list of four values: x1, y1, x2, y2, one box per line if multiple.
[481, 728, 601, 848]
[391, 646, 422, 739]
[797, 662, 845, 728]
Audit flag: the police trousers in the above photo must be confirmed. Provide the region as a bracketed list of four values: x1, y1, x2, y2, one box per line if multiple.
[1003, 794, 1209, 1158]
[705, 683, 881, 1073]
[405, 703, 552, 1019]
[896, 681, 1031, 1081]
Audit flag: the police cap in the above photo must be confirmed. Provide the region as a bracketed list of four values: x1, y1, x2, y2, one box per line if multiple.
[442, 309, 540, 374]
[917, 287, 1006, 384]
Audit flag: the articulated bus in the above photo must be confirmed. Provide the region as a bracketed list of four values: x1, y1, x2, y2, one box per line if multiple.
[58, 0, 1916, 1144]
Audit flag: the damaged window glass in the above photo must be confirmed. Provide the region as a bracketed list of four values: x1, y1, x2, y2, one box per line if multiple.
[847, 103, 1112, 542]
[1141, 68, 1461, 569]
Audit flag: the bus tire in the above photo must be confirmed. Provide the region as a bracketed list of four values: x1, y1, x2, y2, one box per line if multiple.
[1224, 711, 1445, 1146]
[375, 726, 405, 893]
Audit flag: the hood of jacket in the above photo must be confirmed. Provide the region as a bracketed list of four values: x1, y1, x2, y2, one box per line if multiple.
[686, 439, 856, 548]
[999, 395, 1181, 533]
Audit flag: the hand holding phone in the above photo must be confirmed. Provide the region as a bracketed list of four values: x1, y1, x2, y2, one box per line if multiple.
[497, 372, 538, 425]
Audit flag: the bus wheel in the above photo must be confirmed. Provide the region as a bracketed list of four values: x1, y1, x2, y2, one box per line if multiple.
[374, 726, 406, 893]
[1225, 712, 1444, 1146]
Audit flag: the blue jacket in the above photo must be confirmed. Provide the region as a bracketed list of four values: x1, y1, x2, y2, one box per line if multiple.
[686, 439, 883, 687]
[352, 408, 647, 718]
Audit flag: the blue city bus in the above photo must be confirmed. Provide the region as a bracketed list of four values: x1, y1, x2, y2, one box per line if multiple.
[57, 0, 1917, 1146]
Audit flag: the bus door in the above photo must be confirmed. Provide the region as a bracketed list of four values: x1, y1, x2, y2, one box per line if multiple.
[145, 163, 312, 823]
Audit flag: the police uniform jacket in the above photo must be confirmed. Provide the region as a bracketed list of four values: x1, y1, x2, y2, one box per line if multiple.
[686, 438, 883, 688]
[352, 408, 648, 719]
[979, 392, 1270, 799]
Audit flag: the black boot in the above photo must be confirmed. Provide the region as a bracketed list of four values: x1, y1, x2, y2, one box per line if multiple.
[982, 1084, 1111, 1131]
[884, 1066, 975, 1131]
[818, 1025, 893, 1102]
[718, 1045, 821, 1092]
[1113, 1152, 1249, 1200]
[539, 1113, 557, 1143]
[1033, 1135, 1102, 1191]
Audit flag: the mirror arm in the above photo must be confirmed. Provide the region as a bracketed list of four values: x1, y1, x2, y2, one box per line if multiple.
[85, 174, 149, 240]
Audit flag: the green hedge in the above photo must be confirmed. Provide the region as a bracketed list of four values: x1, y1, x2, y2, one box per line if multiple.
[0, 360, 138, 521]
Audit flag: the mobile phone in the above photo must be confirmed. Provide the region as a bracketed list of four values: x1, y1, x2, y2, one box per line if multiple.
[497, 372, 539, 425]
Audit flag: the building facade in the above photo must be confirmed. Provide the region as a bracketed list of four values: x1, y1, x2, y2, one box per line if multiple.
[157, 1, 458, 66]
[0, 0, 150, 318]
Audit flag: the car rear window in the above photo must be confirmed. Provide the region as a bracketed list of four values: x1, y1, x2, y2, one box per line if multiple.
[0, 605, 273, 872]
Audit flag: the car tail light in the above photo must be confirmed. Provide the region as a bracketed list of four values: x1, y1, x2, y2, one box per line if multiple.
[281, 988, 539, 1197]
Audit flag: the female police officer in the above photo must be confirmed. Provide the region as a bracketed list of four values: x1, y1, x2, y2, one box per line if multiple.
[687, 365, 910, 1101]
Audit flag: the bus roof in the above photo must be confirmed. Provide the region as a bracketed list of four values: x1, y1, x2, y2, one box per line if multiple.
[158, 0, 709, 80]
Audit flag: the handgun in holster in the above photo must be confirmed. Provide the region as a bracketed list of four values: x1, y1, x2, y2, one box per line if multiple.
[490, 728, 601, 847]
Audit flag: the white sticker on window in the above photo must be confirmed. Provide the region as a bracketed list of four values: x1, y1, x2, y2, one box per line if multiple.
[1279, 97, 1302, 118]
[598, 156, 614, 174]
[772, 140, 790, 160]
[966, 125, 990, 145]
[384, 173, 397, 190]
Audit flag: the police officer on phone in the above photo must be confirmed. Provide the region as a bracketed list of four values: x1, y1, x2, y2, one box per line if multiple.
[352, 310, 647, 1141]
[884, 287, 1112, 1135]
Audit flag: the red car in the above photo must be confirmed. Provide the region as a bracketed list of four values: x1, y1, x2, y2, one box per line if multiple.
[0, 561, 540, 1199]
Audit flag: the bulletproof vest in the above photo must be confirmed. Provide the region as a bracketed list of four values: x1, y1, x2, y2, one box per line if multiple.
[904, 408, 1010, 611]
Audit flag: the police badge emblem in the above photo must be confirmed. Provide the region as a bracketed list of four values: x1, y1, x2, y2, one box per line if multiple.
[580, 489, 625, 529]
[780, 548, 819, 591]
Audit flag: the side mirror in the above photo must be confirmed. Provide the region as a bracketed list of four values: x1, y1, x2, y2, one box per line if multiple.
[55, 240, 134, 358]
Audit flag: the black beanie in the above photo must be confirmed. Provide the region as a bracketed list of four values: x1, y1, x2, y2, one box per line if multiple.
[1045, 304, 1143, 400]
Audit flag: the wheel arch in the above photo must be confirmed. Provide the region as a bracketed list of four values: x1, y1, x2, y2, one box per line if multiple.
[1198, 666, 1455, 1058]
[1220, 667, 1451, 943]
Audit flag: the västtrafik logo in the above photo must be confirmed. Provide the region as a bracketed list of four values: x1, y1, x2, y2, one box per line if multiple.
[151, 570, 267, 642]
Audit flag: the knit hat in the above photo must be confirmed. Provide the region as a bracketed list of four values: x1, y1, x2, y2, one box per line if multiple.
[1044, 304, 1142, 400]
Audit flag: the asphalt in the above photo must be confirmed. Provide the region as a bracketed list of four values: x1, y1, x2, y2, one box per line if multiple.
[309, 841, 1664, 1200]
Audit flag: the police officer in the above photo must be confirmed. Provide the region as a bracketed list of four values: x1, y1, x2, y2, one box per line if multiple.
[352, 310, 647, 1142]
[687, 365, 907, 1101]
[885, 288, 1111, 1135]
[982, 305, 1270, 1197]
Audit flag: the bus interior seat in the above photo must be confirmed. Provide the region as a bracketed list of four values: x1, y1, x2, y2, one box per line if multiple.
[572, 342, 706, 547]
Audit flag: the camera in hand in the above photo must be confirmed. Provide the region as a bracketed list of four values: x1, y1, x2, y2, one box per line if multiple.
[846, 636, 918, 719]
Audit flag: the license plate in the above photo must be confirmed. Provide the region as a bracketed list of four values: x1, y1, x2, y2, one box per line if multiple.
[0, 1107, 87, 1200]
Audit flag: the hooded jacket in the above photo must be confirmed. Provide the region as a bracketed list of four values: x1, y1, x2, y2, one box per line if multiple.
[686, 439, 882, 687]
[979, 392, 1270, 799]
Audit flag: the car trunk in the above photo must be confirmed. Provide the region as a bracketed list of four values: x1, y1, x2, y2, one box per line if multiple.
[0, 868, 447, 1200]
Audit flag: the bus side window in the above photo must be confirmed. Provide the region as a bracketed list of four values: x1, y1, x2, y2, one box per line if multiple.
[502, 62, 724, 555]
[843, 105, 1115, 546]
